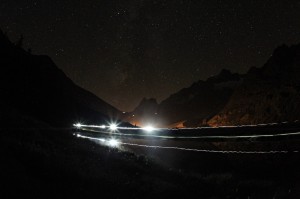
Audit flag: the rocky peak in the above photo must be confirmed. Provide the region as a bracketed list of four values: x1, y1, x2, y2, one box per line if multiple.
[262, 43, 300, 75]
[207, 69, 241, 84]
[134, 97, 158, 113]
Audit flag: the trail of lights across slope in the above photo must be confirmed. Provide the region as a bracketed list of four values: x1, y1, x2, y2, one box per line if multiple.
[77, 126, 300, 140]
[74, 121, 298, 131]
[76, 134, 299, 154]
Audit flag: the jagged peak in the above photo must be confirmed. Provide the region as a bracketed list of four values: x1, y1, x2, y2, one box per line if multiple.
[207, 68, 240, 83]
[0, 28, 14, 47]
[261, 43, 300, 74]
[218, 68, 232, 76]
[272, 44, 289, 56]
[139, 97, 158, 105]
[269, 43, 300, 60]
[247, 66, 260, 74]
[132, 97, 159, 113]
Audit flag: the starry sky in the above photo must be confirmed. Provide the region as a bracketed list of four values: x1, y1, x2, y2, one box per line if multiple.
[1, 0, 300, 111]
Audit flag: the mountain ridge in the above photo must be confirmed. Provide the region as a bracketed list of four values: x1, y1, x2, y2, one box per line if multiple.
[127, 43, 300, 127]
[126, 69, 242, 127]
[0, 29, 124, 127]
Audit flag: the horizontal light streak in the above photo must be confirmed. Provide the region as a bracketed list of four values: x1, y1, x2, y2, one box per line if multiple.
[76, 126, 300, 140]
[76, 133, 299, 154]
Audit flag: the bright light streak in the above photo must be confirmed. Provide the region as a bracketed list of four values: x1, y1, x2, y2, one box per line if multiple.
[109, 123, 118, 131]
[142, 126, 155, 132]
[107, 138, 119, 147]
[74, 123, 82, 128]
[75, 134, 299, 154]
[100, 125, 106, 129]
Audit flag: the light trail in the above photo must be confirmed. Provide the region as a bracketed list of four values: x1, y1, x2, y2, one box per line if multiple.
[73, 121, 299, 132]
[77, 126, 300, 140]
[73, 124, 155, 130]
[76, 134, 299, 154]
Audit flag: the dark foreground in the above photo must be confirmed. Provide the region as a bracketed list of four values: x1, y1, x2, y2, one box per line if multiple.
[0, 127, 300, 199]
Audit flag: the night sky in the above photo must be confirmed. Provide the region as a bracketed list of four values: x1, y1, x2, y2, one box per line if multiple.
[1, 0, 300, 111]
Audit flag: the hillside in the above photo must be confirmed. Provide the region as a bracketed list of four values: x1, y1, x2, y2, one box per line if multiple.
[0, 30, 122, 127]
[127, 44, 300, 128]
[208, 44, 300, 126]
[125, 69, 242, 127]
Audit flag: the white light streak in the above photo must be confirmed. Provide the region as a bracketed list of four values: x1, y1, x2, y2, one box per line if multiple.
[74, 121, 296, 132]
[76, 126, 300, 140]
[100, 125, 106, 129]
[75, 134, 299, 154]
[76, 134, 118, 147]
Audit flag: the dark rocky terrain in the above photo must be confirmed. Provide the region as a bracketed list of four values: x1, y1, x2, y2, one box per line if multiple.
[159, 69, 241, 127]
[209, 44, 300, 126]
[127, 44, 300, 128]
[0, 30, 123, 127]
[125, 69, 242, 127]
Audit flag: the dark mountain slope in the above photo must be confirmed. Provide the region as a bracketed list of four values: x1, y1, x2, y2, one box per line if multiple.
[126, 69, 242, 127]
[158, 69, 242, 127]
[0, 30, 122, 127]
[208, 44, 300, 126]
[128, 44, 300, 128]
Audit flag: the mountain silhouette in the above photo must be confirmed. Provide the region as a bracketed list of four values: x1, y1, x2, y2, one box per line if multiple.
[208, 44, 300, 126]
[128, 44, 300, 127]
[0, 29, 123, 127]
[124, 98, 159, 126]
[127, 69, 242, 127]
